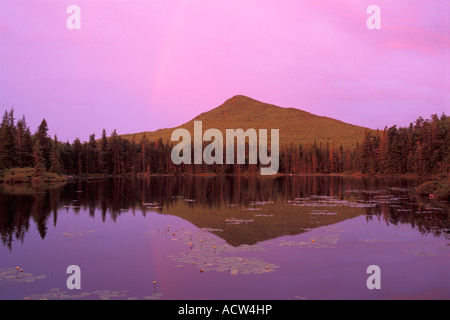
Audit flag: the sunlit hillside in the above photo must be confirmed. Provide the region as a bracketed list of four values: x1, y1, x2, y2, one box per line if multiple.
[120, 95, 372, 148]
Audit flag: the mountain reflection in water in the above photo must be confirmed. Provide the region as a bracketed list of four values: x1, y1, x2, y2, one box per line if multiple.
[1, 175, 449, 250]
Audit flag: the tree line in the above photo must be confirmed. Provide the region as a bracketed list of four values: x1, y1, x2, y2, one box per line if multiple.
[0, 108, 448, 177]
[279, 114, 449, 176]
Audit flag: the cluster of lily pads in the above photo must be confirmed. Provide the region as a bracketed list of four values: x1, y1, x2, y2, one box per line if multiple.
[286, 195, 378, 208]
[1, 266, 163, 300]
[0, 267, 47, 284]
[22, 288, 163, 300]
[62, 230, 97, 238]
[279, 234, 341, 249]
[224, 218, 255, 225]
[163, 226, 279, 276]
[143, 202, 162, 209]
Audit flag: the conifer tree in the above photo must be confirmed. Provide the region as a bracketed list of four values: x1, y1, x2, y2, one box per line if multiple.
[73, 138, 83, 175]
[100, 129, 109, 174]
[86, 133, 99, 174]
[36, 119, 51, 169]
[139, 134, 148, 174]
[0, 108, 19, 169]
[108, 129, 122, 174]
[17, 116, 33, 167]
[50, 134, 62, 174]
[33, 138, 46, 176]
[60, 141, 74, 174]
[0, 111, 10, 170]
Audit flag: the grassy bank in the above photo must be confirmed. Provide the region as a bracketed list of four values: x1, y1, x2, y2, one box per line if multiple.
[416, 177, 450, 201]
[0, 167, 68, 184]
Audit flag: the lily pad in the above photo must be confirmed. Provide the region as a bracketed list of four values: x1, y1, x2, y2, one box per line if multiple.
[166, 227, 277, 275]
[63, 230, 97, 238]
[224, 218, 254, 225]
[279, 234, 341, 249]
[0, 267, 47, 283]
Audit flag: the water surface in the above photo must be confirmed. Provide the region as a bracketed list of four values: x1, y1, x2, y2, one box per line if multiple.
[0, 175, 449, 300]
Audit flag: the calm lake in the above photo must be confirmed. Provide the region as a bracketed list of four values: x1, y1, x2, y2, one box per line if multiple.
[0, 175, 449, 300]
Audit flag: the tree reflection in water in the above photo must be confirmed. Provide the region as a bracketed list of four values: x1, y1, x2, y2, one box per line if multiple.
[1, 175, 448, 250]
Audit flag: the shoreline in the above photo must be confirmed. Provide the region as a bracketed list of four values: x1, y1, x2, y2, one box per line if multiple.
[1, 168, 444, 184]
[1, 168, 448, 201]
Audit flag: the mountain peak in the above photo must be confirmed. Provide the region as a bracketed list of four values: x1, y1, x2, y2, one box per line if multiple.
[196, 95, 310, 123]
[223, 94, 254, 103]
[215, 95, 261, 112]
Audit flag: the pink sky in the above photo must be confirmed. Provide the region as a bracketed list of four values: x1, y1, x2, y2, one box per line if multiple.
[1, 0, 449, 142]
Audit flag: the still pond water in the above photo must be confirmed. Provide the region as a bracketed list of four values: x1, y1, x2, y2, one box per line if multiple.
[0, 175, 449, 300]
